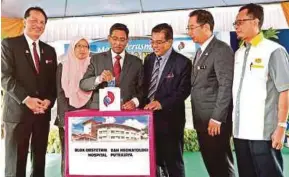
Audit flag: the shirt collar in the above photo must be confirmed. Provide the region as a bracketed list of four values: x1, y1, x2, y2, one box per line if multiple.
[200, 34, 214, 52]
[240, 32, 264, 47]
[24, 33, 40, 47]
[158, 47, 173, 61]
[111, 49, 125, 60]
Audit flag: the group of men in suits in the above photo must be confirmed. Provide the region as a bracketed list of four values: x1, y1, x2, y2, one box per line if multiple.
[1, 6, 231, 176]
[79, 22, 192, 177]
[2, 3, 288, 177]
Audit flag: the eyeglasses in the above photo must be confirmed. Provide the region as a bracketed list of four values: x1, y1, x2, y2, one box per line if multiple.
[75, 44, 89, 49]
[110, 36, 127, 43]
[186, 24, 204, 31]
[233, 19, 255, 27]
[150, 40, 167, 45]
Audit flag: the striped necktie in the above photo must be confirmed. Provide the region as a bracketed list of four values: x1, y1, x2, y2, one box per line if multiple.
[148, 57, 162, 101]
[194, 48, 202, 66]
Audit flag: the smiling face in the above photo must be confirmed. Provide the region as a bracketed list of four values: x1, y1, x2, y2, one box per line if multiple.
[74, 39, 89, 60]
[151, 31, 172, 56]
[108, 30, 128, 54]
[24, 10, 46, 40]
[187, 15, 212, 45]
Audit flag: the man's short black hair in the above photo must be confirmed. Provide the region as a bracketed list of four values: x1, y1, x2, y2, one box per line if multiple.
[189, 9, 214, 32]
[109, 23, 129, 38]
[239, 3, 264, 29]
[151, 23, 173, 40]
[24, 7, 48, 24]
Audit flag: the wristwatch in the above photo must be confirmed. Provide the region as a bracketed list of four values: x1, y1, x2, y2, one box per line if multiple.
[278, 122, 287, 128]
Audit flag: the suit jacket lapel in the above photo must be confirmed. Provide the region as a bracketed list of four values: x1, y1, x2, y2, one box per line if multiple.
[22, 35, 38, 74]
[104, 50, 113, 71]
[157, 50, 176, 90]
[147, 54, 156, 83]
[197, 37, 216, 66]
[120, 51, 132, 85]
[39, 41, 45, 72]
[192, 37, 217, 84]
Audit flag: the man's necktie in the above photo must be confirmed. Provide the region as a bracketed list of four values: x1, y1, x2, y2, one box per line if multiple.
[194, 48, 202, 66]
[32, 42, 40, 74]
[148, 57, 162, 101]
[113, 55, 121, 85]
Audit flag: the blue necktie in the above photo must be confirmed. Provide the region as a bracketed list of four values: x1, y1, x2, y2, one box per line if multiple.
[148, 57, 162, 101]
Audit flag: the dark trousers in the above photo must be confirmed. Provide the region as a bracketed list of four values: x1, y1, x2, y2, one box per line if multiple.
[234, 138, 284, 177]
[155, 129, 185, 177]
[4, 119, 50, 177]
[58, 127, 65, 177]
[197, 129, 235, 177]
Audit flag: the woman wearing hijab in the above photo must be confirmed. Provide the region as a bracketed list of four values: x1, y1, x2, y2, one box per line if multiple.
[55, 37, 92, 176]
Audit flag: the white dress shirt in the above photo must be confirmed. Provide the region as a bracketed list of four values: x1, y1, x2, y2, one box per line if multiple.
[94, 50, 139, 107]
[24, 33, 41, 67]
[199, 34, 214, 57]
[22, 34, 41, 104]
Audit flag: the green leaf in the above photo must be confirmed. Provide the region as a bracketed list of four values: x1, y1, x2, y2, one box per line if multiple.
[238, 27, 280, 46]
[47, 128, 61, 153]
[184, 129, 200, 152]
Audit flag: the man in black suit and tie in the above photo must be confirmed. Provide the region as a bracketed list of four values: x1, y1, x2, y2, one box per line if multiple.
[80, 23, 143, 110]
[143, 23, 191, 177]
[188, 10, 235, 177]
[1, 7, 57, 177]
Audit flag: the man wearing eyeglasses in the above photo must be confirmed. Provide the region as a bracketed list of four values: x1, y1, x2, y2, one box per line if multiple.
[143, 23, 191, 177]
[233, 3, 289, 177]
[1, 7, 57, 177]
[80, 23, 143, 110]
[188, 9, 235, 177]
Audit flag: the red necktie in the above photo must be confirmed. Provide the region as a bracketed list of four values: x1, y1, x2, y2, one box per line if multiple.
[32, 42, 40, 74]
[113, 55, 121, 85]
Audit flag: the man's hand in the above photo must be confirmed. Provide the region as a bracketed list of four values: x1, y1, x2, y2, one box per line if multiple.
[144, 100, 162, 111]
[272, 126, 285, 150]
[208, 119, 221, 136]
[122, 100, 136, 110]
[35, 99, 51, 114]
[101, 70, 114, 82]
[24, 97, 45, 114]
[42, 99, 51, 111]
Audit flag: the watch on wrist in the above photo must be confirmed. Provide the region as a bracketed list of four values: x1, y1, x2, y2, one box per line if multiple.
[277, 122, 287, 128]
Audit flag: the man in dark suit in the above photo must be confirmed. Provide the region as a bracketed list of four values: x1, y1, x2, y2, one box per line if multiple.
[80, 23, 143, 110]
[1, 7, 57, 177]
[188, 10, 235, 177]
[143, 23, 191, 177]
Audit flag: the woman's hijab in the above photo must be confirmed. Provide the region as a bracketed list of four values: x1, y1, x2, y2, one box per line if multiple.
[61, 37, 92, 108]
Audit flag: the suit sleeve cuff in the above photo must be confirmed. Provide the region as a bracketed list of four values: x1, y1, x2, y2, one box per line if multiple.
[22, 96, 30, 104]
[210, 118, 222, 125]
[131, 97, 139, 108]
[95, 76, 102, 85]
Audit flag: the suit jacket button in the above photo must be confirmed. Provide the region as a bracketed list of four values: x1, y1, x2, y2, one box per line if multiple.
[35, 91, 39, 95]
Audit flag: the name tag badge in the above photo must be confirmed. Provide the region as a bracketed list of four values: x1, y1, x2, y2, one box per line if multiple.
[250, 62, 264, 71]
[250, 58, 264, 70]
[251, 65, 264, 69]
[197, 65, 206, 70]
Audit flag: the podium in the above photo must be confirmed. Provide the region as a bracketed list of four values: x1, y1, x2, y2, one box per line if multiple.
[65, 109, 156, 177]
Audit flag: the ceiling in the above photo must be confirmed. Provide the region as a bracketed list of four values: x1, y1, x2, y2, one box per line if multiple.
[1, 0, 287, 18]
